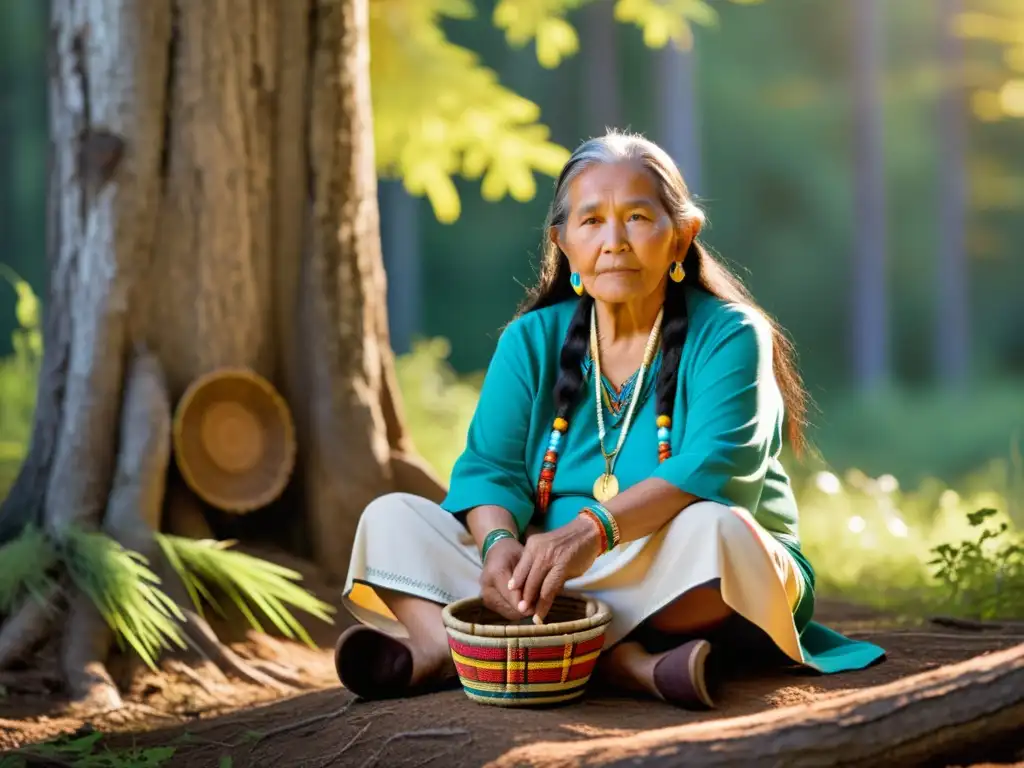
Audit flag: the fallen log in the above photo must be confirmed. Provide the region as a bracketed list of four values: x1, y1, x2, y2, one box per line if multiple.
[488, 643, 1024, 768]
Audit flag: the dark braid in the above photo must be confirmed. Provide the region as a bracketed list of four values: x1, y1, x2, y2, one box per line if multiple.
[654, 248, 695, 417]
[553, 293, 595, 419]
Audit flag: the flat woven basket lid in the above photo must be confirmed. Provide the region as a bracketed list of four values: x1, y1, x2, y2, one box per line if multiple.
[173, 367, 296, 514]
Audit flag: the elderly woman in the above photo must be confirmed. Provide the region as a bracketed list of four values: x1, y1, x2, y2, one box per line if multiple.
[335, 131, 884, 709]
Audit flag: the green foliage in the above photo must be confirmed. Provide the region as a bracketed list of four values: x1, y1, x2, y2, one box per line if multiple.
[394, 337, 482, 480]
[155, 534, 335, 648]
[928, 507, 1024, 619]
[0, 525, 57, 613]
[63, 530, 187, 670]
[956, 0, 1024, 120]
[0, 730, 175, 768]
[371, 0, 570, 223]
[796, 462, 1024, 617]
[0, 265, 40, 474]
[812, 384, 1024, 485]
[370, 0, 759, 221]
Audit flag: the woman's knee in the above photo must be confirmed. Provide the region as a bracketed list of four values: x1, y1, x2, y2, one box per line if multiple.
[361, 492, 423, 526]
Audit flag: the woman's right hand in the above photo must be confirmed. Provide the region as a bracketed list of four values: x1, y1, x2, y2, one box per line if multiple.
[479, 538, 527, 620]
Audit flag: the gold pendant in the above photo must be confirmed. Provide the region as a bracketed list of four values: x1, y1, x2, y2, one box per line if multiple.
[593, 473, 619, 502]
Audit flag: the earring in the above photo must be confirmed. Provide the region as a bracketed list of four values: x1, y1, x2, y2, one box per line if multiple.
[570, 272, 584, 296]
[669, 261, 686, 283]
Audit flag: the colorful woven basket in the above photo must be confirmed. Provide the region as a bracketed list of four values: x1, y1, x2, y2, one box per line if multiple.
[172, 367, 296, 514]
[441, 593, 612, 707]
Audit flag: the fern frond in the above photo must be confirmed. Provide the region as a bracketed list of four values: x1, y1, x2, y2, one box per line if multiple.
[63, 530, 186, 670]
[0, 525, 58, 613]
[155, 535, 335, 648]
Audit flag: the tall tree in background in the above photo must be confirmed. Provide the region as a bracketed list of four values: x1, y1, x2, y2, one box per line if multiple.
[936, 0, 970, 386]
[657, 39, 702, 194]
[851, 0, 889, 389]
[582, 0, 622, 131]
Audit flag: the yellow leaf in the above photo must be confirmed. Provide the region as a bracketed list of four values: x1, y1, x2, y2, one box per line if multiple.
[14, 285, 39, 331]
[536, 17, 579, 68]
[481, 167, 509, 202]
[507, 164, 537, 202]
[425, 171, 462, 223]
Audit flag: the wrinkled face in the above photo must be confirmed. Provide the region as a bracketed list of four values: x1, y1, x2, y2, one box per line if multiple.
[553, 159, 693, 305]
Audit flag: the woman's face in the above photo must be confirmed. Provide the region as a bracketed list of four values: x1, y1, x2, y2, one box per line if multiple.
[553, 159, 694, 305]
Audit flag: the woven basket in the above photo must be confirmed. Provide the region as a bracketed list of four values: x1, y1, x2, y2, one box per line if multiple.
[172, 367, 296, 514]
[442, 593, 612, 707]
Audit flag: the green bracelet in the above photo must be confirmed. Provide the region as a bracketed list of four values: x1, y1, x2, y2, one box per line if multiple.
[586, 502, 620, 551]
[481, 528, 517, 561]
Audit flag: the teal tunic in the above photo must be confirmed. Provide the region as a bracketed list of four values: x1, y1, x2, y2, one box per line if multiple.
[441, 287, 884, 674]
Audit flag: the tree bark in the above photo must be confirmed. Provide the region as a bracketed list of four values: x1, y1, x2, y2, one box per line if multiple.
[488, 643, 1024, 768]
[0, 0, 442, 694]
[299, 0, 397, 576]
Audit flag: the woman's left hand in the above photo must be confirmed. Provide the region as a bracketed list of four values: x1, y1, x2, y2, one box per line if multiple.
[509, 517, 603, 622]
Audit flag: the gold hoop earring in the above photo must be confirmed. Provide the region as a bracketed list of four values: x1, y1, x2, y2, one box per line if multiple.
[669, 261, 685, 283]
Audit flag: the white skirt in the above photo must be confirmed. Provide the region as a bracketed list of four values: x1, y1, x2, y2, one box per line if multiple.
[342, 494, 807, 663]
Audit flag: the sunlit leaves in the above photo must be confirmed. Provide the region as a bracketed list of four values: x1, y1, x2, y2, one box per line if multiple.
[493, 0, 587, 67]
[614, 0, 717, 49]
[370, 0, 568, 223]
[370, 0, 760, 220]
[954, 1, 1024, 120]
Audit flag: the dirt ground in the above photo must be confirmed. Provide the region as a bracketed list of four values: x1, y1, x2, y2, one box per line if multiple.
[1, 561, 1022, 767]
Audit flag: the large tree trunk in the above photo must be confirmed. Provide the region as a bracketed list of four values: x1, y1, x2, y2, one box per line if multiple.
[0, 0, 444, 704]
[489, 642, 1024, 768]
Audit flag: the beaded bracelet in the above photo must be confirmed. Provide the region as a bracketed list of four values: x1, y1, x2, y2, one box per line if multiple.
[579, 502, 620, 553]
[481, 528, 517, 562]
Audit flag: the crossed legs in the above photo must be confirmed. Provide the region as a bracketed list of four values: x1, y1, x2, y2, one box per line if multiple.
[335, 583, 731, 706]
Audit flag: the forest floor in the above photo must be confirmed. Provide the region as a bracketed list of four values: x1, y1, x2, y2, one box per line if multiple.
[0, 552, 1022, 767]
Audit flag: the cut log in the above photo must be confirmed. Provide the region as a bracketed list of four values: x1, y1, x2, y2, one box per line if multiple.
[487, 643, 1024, 768]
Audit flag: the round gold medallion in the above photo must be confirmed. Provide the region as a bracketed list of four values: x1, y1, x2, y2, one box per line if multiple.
[593, 473, 620, 502]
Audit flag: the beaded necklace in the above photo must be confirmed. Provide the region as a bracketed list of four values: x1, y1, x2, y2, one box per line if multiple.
[536, 306, 674, 516]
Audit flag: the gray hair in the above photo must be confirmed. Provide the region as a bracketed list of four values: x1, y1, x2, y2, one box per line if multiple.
[542, 130, 706, 265]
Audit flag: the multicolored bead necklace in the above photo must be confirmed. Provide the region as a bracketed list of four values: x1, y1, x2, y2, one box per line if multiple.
[535, 305, 674, 517]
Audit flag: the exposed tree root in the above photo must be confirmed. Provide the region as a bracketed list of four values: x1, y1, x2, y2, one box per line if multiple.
[175, 607, 291, 693]
[0, 585, 64, 671]
[60, 594, 121, 710]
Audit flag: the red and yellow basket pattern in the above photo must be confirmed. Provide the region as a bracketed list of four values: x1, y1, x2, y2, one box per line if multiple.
[441, 595, 612, 707]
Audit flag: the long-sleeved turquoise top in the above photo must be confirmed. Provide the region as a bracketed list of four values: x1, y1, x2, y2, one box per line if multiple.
[442, 286, 798, 542]
[440, 286, 887, 676]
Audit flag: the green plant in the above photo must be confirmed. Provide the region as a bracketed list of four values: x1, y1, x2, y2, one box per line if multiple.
[0, 525, 57, 612]
[62, 531, 187, 669]
[795, 462, 1022, 614]
[0, 265, 41, 499]
[0, 730, 175, 768]
[928, 507, 1024, 620]
[395, 337, 482, 481]
[155, 534, 335, 647]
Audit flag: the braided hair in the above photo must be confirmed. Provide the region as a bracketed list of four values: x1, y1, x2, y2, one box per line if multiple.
[517, 131, 808, 459]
